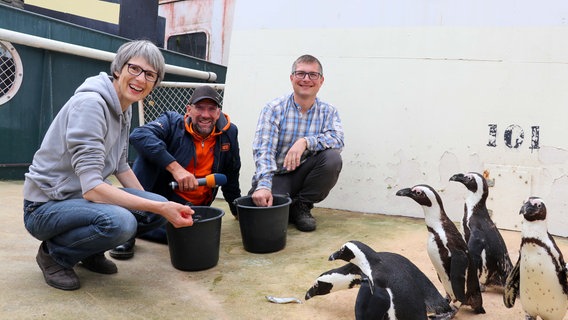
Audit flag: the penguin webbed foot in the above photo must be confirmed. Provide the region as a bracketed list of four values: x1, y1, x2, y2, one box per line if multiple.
[472, 306, 486, 314]
[465, 296, 485, 314]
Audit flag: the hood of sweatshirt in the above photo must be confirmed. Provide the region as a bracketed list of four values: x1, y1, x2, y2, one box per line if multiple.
[75, 72, 123, 117]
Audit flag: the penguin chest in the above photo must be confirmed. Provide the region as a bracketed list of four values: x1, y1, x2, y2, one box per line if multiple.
[520, 244, 568, 319]
[427, 235, 454, 299]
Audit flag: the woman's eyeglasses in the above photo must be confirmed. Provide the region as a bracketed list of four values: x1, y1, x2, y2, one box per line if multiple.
[127, 63, 159, 82]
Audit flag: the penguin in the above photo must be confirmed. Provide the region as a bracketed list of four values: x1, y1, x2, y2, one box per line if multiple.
[305, 263, 390, 320]
[503, 197, 568, 320]
[449, 172, 513, 289]
[305, 262, 363, 299]
[325, 240, 455, 320]
[396, 185, 485, 314]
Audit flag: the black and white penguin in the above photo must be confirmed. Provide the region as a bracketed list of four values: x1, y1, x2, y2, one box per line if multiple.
[396, 185, 485, 314]
[449, 172, 513, 288]
[305, 263, 390, 320]
[503, 197, 568, 320]
[305, 262, 363, 299]
[325, 240, 455, 319]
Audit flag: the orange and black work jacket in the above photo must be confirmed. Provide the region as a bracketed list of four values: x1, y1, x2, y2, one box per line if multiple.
[130, 111, 241, 215]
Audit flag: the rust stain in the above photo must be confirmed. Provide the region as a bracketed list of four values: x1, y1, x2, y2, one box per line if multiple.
[159, 0, 233, 63]
[160, 0, 216, 33]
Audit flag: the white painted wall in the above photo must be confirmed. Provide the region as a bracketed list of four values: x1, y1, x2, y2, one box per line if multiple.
[222, 0, 568, 236]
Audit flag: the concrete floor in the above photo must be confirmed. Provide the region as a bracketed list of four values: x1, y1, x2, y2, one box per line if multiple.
[3, 179, 568, 319]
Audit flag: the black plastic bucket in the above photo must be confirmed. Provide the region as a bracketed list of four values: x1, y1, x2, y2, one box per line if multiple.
[166, 206, 225, 271]
[233, 195, 292, 253]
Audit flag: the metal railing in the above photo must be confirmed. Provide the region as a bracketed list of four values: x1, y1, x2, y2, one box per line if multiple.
[140, 82, 225, 124]
[0, 28, 218, 81]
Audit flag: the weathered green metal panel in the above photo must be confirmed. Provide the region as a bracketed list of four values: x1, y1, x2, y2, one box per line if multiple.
[0, 5, 227, 179]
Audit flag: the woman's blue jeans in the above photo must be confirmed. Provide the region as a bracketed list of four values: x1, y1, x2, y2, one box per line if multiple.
[23, 188, 166, 268]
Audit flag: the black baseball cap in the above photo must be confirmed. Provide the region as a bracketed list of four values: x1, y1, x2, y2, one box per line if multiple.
[189, 86, 222, 107]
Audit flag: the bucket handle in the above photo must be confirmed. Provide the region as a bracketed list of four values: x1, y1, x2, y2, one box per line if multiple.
[273, 193, 291, 202]
[233, 193, 291, 207]
[184, 202, 200, 223]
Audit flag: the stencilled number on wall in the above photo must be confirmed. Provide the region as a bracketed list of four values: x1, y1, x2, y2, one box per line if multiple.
[487, 124, 540, 150]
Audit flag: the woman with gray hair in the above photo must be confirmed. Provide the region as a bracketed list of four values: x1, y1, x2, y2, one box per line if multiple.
[22, 40, 195, 291]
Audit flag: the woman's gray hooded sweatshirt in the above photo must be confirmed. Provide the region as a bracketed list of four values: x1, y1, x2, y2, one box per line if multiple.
[24, 72, 132, 202]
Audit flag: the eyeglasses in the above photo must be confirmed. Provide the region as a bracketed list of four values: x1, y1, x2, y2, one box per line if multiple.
[193, 103, 219, 114]
[292, 71, 322, 80]
[126, 63, 159, 82]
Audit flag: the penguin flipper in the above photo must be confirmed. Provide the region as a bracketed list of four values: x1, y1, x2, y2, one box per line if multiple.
[467, 232, 485, 278]
[449, 250, 468, 302]
[503, 255, 521, 308]
[355, 281, 390, 320]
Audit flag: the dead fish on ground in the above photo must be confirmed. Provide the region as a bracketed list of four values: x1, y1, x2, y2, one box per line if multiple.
[265, 295, 302, 304]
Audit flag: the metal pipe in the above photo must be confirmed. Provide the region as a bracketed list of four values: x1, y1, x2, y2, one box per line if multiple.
[159, 82, 225, 89]
[0, 163, 30, 167]
[0, 28, 217, 82]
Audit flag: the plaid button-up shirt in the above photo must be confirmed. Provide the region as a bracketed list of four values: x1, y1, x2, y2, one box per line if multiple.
[252, 93, 344, 191]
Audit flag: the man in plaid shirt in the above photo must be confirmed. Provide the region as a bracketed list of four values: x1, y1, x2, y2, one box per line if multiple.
[250, 54, 344, 232]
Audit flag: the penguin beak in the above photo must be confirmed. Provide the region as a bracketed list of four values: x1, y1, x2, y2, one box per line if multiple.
[305, 280, 333, 300]
[328, 251, 339, 261]
[519, 198, 546, 221]
[395, 188, 412, 197]
[519, 199, 536, 215]
[519, 201, 535, 219]
[449, 173, 465, 183]
[519, 202, 527, 215]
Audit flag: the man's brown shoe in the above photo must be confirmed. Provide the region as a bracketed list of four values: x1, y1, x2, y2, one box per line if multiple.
[36, 242, 80, 290]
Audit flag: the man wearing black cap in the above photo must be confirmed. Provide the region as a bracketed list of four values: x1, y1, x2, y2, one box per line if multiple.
[110, 86, 241, 259]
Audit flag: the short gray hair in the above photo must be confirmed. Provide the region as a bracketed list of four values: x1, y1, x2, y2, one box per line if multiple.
[110, 40, 166, 86]
[291, 54, 323, 75]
